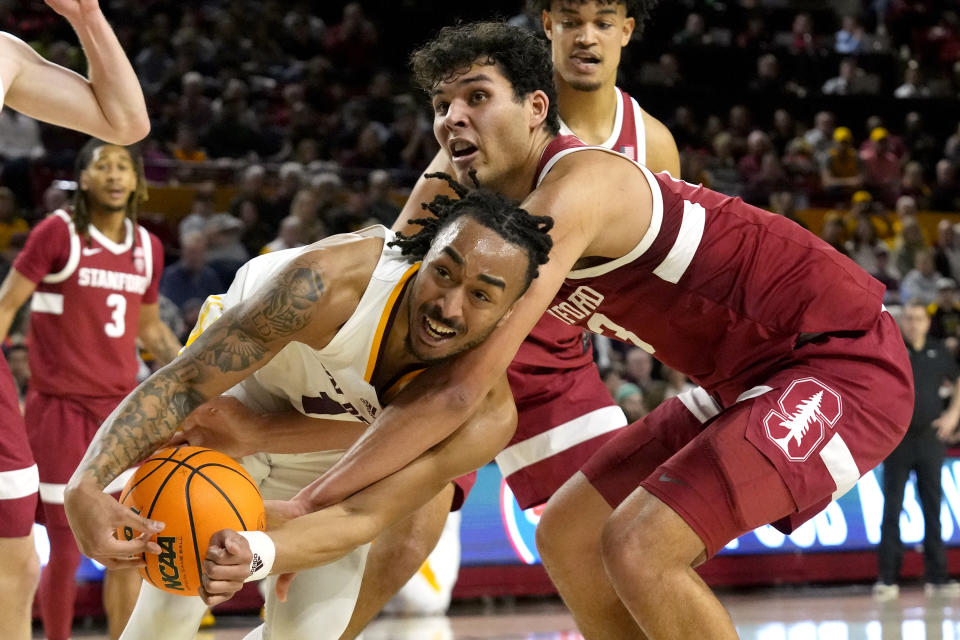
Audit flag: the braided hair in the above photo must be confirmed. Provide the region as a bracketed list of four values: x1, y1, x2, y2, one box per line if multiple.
[390, 172, 554, 294]
[72, 138, 148, 237]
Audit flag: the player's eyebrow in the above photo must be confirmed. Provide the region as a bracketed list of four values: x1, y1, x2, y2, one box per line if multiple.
[442, 246, 464, 265]
[559, 6, 618, 15]
[479, 274, 506, 290]
[430, 74, 494, 96]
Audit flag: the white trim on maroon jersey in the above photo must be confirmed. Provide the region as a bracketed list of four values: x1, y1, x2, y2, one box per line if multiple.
[629, 94, 647, 166]
[736, 385, 774, 403]
[565, 163, 664, 279]
[820, 433, 859, 500]
[0, 464, 38, 500]
[652, 200, 705, 284]
[41, 210, 81, 284]
[30, 292, 64, 315]
[137, 225, 153, 283]
[38, 467, 136, 504]
[676, 387, 721, 423]
[88, 217, 134, 254]
[495, 404, 628, 477]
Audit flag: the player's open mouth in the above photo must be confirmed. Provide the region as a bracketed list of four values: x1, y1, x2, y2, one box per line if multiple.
[570, 53, 601, 70]
[449, 140, 478, 164]
[423, 315, 456, 341]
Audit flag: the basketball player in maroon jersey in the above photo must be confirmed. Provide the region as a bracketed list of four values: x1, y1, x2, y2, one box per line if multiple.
[0, 140, 180, 640]
[0, 2, 150, 638]
[337, 2, 678, 635]
[242, 22, 911, 638]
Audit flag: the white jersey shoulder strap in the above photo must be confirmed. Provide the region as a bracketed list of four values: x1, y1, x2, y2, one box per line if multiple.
[41, 210, 81, 284]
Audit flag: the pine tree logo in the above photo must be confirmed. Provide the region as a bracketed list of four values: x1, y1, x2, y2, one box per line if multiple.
[763, 379, 842, 462]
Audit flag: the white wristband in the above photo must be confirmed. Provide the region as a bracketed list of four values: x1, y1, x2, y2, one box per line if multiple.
[237, 530, 275, 582]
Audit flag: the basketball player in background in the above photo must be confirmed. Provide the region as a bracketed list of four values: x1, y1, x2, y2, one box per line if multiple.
[63, 181, 553, 640]
[0, 139, 179, 640]
[0, 1, 150, 637]
[335, 2, 678, 635]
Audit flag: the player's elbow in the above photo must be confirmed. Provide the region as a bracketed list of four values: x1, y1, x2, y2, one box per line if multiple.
[103, 116, 151, 146]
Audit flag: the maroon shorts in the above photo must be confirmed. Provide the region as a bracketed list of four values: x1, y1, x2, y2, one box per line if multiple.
[583, 312, 912, 558]
[25, 390, 125, 528]
[500, 360, 628, 509]
[0, 358, 37, 537]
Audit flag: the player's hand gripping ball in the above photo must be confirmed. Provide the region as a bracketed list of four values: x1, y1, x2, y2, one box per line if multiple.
[117, 446, 265, 595]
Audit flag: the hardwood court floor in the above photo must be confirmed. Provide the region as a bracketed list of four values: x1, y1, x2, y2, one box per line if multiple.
[38, 584, 960, 639]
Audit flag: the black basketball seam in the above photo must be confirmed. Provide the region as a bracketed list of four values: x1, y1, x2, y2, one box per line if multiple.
[184, 463, 263, 586]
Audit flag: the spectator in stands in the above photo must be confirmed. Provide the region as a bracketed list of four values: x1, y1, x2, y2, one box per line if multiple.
[805, 111, 837, 164]
[905, 111, 939, 169]
[672, 12, 710, 46]
[228, 165, 273, 224]
[821, 126, 864, 201]
[871, 245, 901, 305]
[823, 58, 864, 95]
[861, 127, 903, 205]
[235, 198, 274, 259]
[930, 159, 960, 211]
[847, 216, 883, 274]
[946, 122, 960, 165]
[615, 382, 646, 423]
[820, 213, 849, 255]
[769, 190, 808, 228]
[0, 109, 45, 208]
[875, 300, 960, 602]
[738, 130, 772, 184]
[782, 139, 819, 203]
[178, 182, 218, 238]
[0, 188, 28, 254]
[340, 122, 389, 171]
[744, 152, 789, 206]
[385, 97, 436, 173]
[895, 60, 931, 98]
[203, 81, 266, 159]
[204, 212, 249, 284]
[365, 169, 400, 226]
[261, 216, 305, 254]
[662, 365, 696, 400]
[901, 248, 941, 305]
[836, 15, 866, 54]
[177, 71, 213, 137]
[934, 218, 960, 280]
[159, 231, 223, 312]
[928, 277, 960, 340]
[324, 2, 379, 82]
[272, 162, 305, 222]
[170, 125, 207, 164]
[899, 161, 932, 208]
[769, 109, 797, 155]
[705, 131, 743, 196]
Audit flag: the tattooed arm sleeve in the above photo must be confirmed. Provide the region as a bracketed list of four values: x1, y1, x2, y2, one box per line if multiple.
[75, 260, 332, 489]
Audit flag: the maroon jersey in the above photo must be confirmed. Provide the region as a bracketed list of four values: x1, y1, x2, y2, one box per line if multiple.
[539, 136, 885, 406]
[14, 210, 163, 398]
[512, 87, 648, 371]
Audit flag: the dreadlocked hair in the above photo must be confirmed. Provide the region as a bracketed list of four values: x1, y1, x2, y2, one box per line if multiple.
[390, 172, 554, 294]
[526, 0, 656, 38]
[411, 21, 560, 136]
[72, 138, 148, 237]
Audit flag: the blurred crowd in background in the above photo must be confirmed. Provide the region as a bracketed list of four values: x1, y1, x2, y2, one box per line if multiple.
[3, 0, 960, 422]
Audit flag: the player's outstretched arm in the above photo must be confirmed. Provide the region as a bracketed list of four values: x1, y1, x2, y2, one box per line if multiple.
[171, 395, 368, 458]
[1, 0, 149, 144]
[64, 251, 360, 566]
[390, 151, 456, 234]
[138, 302, 183, 367]
[0, 269, 38, 340]
[198, 376, 518, 605]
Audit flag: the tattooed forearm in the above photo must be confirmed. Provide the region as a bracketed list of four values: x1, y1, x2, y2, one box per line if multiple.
[247, 267, 324, 339]
[80, 360, 207, 487]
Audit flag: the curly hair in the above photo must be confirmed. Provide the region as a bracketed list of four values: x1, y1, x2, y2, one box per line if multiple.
[526, 0, 657, 39]
[390, 172, 554, 294]
[72, 138, 147, 237]
[410, 21, 560, 136]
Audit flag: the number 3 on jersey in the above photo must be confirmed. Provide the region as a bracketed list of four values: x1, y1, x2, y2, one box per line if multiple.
[587, 312, 655, 354]
[105, 293, 126, 337]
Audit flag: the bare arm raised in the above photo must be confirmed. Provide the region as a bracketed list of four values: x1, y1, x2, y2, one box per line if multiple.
[0, 0, 149, 143]
[63, 237, 381, 567]
[292, 150, 652, 511]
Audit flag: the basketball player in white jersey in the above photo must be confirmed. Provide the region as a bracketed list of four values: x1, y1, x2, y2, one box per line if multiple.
[62, 181, 554, 639]
[333, 2, 677, 637]
[0, 2, 149, 637]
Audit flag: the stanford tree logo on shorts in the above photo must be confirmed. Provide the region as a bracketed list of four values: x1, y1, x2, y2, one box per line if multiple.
[762, 378, 842, 461]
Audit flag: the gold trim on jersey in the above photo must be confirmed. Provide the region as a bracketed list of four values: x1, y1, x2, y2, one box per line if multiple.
[363, 263, 420, 382]
[182, 294, 223, 353]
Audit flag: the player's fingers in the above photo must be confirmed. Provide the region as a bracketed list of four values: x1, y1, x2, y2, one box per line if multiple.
[274, 572, 297, 602]
[120, 507, 164, 534]
[198, 585, 234, 608]
[203, 556, 250, 582]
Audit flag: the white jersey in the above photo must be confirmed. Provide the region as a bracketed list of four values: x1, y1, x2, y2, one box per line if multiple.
[558, 85, 647, 164]
[187, 225, 421, 422]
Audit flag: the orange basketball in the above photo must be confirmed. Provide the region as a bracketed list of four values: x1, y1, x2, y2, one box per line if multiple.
[117, 446, 265, 596]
